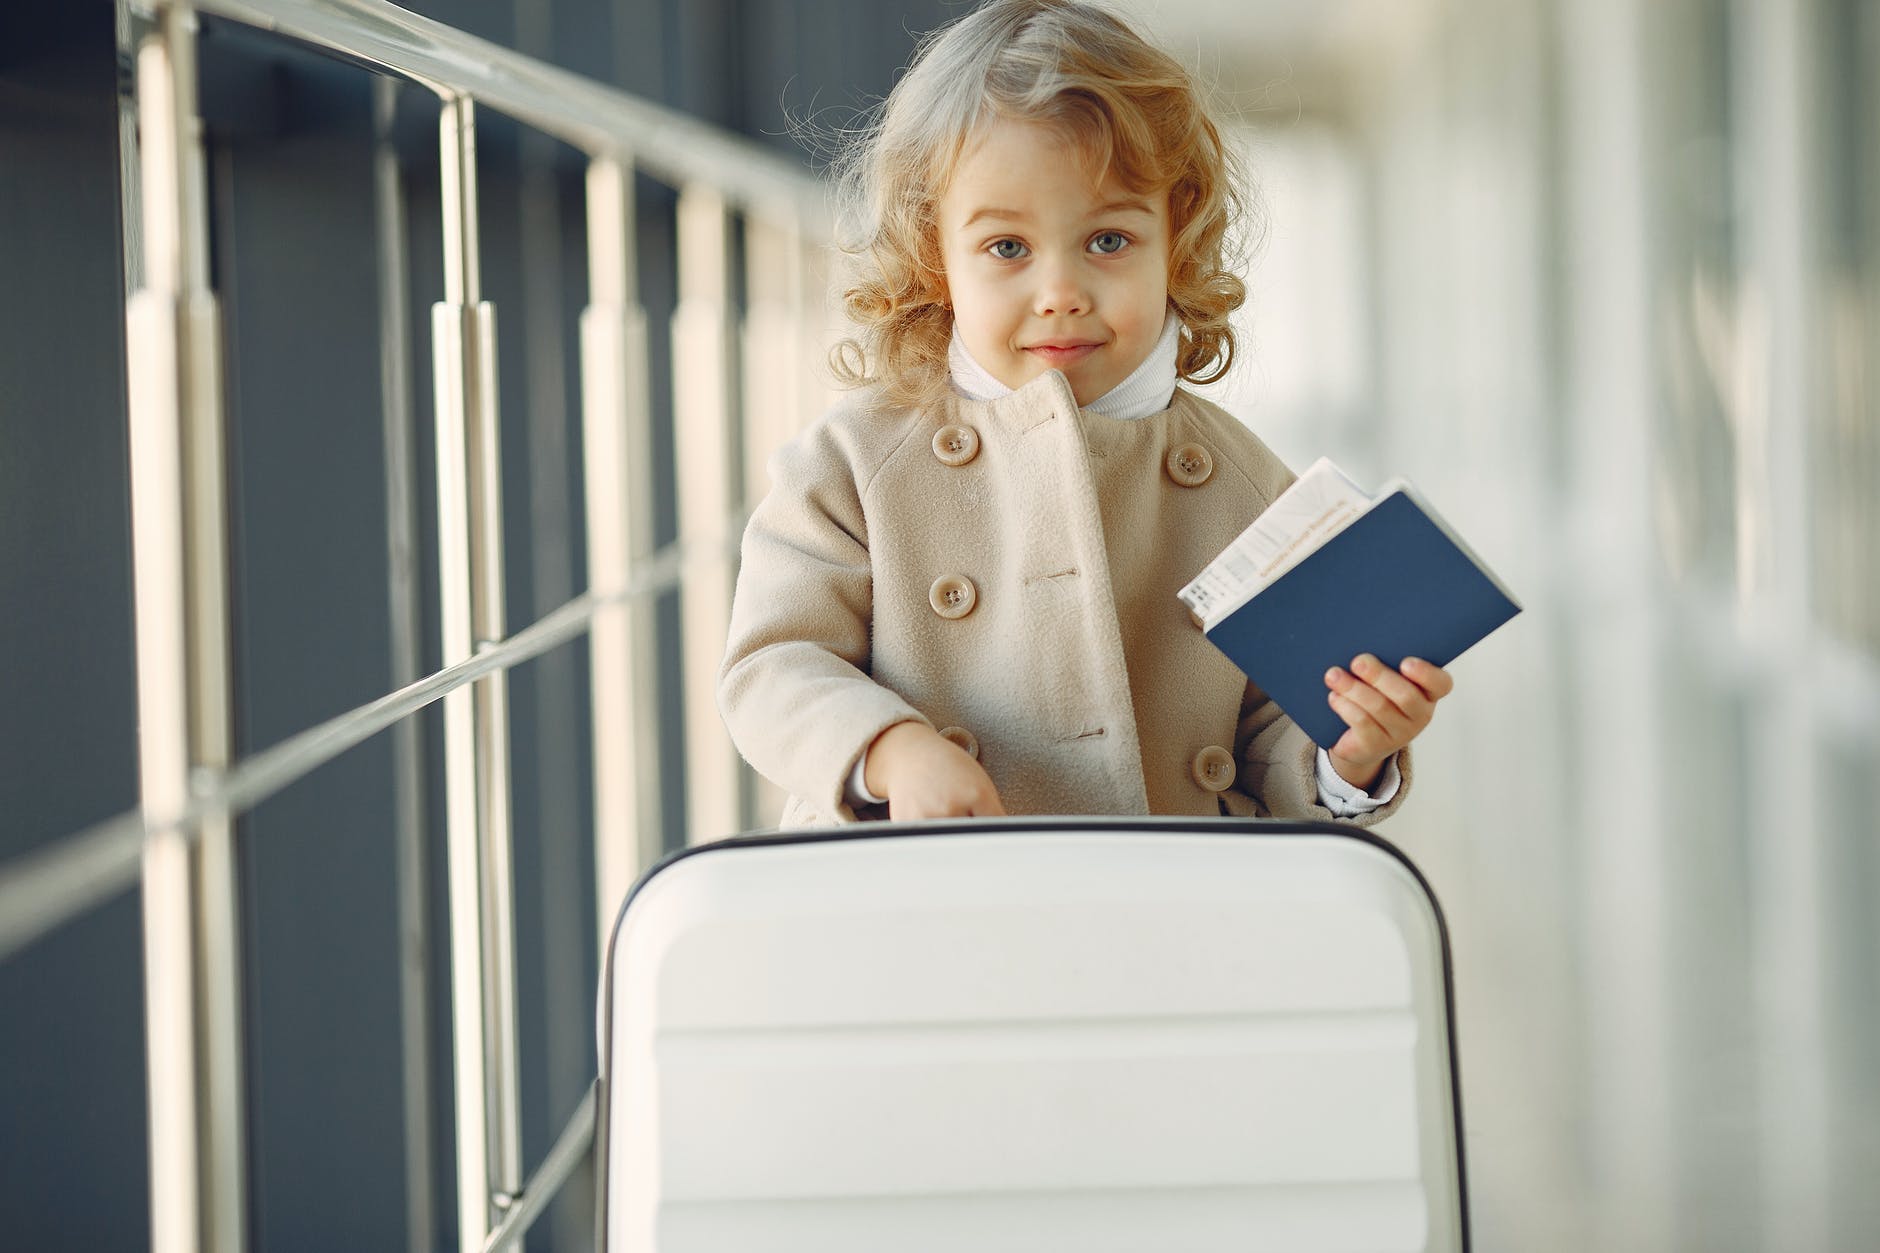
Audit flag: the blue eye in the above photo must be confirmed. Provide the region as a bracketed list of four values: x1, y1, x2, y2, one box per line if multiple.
[1089, 231, 1129, 255]
[988, 238, 1028, 260]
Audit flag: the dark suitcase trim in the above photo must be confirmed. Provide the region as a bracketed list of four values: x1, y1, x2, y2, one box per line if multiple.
[595, 816, 1472, 1251]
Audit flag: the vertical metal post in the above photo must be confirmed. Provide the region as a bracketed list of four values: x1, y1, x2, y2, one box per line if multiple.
[510, 6, 588, 1224]
[432, 92, 523, 1253]
[372, 75, 437, 1253]
[672, 184, 744, 845]
[581, 156, 665, 939]
[737, 212, 800, 827]
[125, 9, 246, 1253]
[184, 212, 247, 1253]
[114, 1, 146, 301]
[1558, 1, 1674, 1249]
[1733, 1, 1829, 1247]
[126, 49, 200, 1253]
[739, 212, 795, 508]
[794, 227, 838, 441]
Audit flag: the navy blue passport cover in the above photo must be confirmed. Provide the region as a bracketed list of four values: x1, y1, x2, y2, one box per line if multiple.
[1203, 489, 1521, 750]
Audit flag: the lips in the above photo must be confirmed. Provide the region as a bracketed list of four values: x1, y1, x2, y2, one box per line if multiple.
[1023, 341, 1103, 366]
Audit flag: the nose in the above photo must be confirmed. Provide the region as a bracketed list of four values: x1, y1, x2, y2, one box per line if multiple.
[1032, 255, 1091, 317]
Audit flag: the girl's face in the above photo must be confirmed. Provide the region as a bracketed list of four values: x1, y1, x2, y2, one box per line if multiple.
[936, 118, 1171, 407]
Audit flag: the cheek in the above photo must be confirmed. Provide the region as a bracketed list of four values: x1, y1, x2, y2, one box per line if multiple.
[1125, 275, 1169, 331]
[948, 304, 998, 355]
[1142, 285, 1171, 331]
[954, 288, 1020, 341]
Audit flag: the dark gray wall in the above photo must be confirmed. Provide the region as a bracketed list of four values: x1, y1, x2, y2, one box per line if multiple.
[204, 39, 413, 1250]
[1, 5, 150, 1250]
[1, 1, 949, 1249]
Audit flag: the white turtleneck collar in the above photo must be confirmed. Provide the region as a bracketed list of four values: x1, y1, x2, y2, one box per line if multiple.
[947, 310, 1181, 420]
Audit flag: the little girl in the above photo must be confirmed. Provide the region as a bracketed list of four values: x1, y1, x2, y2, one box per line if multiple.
[718, 0, 1454, 827]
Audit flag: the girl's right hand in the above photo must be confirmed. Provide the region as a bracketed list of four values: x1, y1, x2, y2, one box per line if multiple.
[864, 721, 1008, 820]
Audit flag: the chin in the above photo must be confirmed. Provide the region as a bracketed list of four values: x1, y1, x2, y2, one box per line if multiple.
[1063, 371, 1113, 407]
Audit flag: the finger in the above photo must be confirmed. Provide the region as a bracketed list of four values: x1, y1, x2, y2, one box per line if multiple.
[971, 772, 1008, 816]
[1327, 667, 1413, 740]
[1401, 657, 1455, 700]
[1351, 654, 1433, 724]
[942, 787, 990, 819]
[964, 761, 1006, 817]
[1327, 689, 1391, 758]
[893, 789, 976, 821]
[1331, 727, 1369, 763]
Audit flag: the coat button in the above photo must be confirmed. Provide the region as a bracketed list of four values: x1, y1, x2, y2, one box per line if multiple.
[937, 726, 980, 760]
[1190, 745, 1236, 792]
[932, 424, 980, 467]
[1165, 442, 1214, 487]
[928, 574, 978, 619]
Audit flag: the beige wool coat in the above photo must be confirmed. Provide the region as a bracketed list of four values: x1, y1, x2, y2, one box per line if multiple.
[717, 368, 1411, 828]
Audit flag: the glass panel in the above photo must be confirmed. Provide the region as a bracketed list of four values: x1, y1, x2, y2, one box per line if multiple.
[1813, 0, 1880, 658]
[1643, 0, 1741, 592]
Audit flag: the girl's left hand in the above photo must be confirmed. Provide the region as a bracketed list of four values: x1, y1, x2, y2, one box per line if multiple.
[1324, 654, 1454, 792]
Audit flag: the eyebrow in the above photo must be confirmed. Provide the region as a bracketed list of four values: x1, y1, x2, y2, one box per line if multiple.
[958, 199, 1158, 231]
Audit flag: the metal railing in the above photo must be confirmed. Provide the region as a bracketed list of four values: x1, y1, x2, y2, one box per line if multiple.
[0, 1, 839, 1249]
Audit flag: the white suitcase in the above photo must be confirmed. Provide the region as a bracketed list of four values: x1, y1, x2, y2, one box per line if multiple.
[596, 818, 1470, 1251]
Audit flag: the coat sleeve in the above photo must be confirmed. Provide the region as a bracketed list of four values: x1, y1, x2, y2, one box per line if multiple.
[1232, 682, 1412, 825]
[717, 420, 929, 824]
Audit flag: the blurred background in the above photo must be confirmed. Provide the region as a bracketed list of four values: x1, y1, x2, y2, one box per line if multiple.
[2, 0, 1875, 1250]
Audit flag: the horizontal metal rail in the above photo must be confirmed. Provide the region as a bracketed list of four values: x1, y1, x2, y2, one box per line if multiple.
[0, 811, 148, 959]
[187, 0, 830, 229]
[0, 521, 743, 963]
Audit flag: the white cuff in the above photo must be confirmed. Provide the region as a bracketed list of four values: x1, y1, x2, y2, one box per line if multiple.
[846, 750, 885, 808]
[1314, 748, 1401, 817]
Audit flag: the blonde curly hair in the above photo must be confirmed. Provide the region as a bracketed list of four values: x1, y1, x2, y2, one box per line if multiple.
[828, 0, 1254, 413]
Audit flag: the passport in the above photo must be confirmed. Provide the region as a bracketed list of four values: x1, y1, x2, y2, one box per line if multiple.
[1180, 461, 1522, 750]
